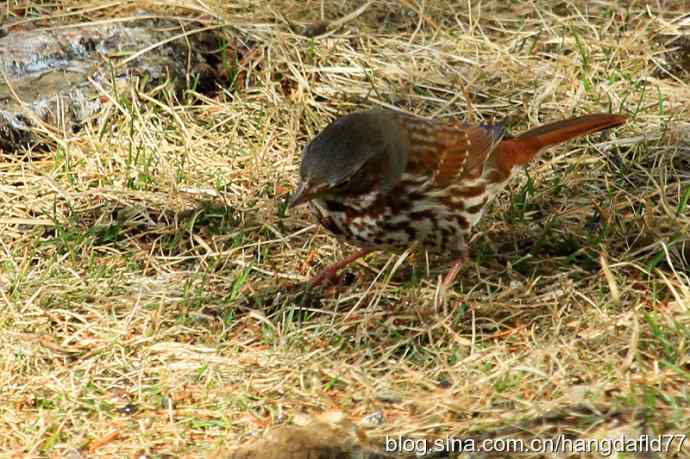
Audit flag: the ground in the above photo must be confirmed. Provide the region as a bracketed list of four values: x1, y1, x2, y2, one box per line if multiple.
[1, 1, 689, 458]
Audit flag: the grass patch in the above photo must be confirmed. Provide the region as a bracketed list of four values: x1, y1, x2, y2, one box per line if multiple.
[0, 0, 688, 457]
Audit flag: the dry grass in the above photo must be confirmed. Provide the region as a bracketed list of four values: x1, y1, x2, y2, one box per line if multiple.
[1, 0, 689, 457]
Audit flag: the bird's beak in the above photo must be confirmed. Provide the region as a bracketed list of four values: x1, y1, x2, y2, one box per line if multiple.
[288, 181, 314, 209]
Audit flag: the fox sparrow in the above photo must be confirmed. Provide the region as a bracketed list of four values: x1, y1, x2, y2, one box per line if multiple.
[289, 109, 626, 287]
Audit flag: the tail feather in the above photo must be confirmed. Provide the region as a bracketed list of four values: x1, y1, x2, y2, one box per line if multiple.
[494, 113, 626, 176]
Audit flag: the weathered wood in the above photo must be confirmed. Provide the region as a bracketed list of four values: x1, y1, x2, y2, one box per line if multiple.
[0, 18, 219, 152]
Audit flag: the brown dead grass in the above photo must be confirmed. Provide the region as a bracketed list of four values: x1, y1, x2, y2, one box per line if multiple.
[1, 0, 689, 458]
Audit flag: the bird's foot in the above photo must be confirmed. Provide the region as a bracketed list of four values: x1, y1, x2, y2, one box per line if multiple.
[307, 248, 374, 287]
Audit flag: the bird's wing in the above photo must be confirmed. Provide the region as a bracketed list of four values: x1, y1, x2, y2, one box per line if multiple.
[402, 118, 505, 187]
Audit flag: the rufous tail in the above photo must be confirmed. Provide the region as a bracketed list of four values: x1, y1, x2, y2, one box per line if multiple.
[494, 113, 627, 177]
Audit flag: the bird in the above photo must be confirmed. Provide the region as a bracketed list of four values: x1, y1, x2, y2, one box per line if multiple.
[289, 109, 627, 288]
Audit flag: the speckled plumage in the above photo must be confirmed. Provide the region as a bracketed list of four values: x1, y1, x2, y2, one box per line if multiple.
[290, 109, 626, 286]
[295, 110, 505, 257]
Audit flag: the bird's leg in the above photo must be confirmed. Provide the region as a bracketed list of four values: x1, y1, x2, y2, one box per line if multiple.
[440, 246, 469, 293]
[308, 248, 374, 287]
[436, 255, 467, 306]
[442, 257, 464, 290]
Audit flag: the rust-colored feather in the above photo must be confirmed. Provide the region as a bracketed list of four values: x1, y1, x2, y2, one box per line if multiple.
[405, 121, 502, 186]
[493, 113, 627, 178]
